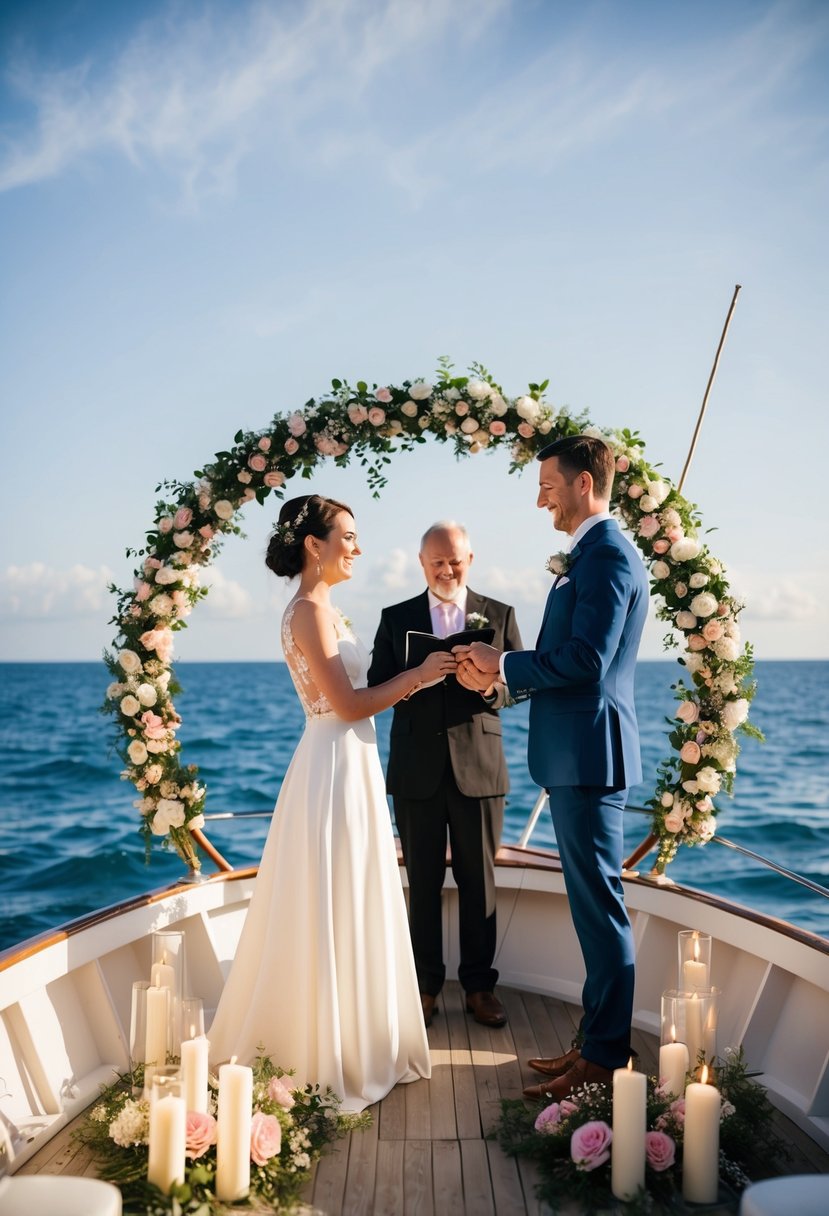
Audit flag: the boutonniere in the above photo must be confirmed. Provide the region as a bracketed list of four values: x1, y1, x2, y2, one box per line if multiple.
[465, 611, 489, 630]
[545, 551, 572, 576]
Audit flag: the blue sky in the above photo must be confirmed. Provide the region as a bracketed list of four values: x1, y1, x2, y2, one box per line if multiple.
[1, 0, 827, 662]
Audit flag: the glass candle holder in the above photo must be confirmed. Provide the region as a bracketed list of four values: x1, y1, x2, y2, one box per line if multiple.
[129, 980, 150, 1065]
[151, 930, 185, 1054]
[661, 988, 719, 1072]
[181, 996, 205, 1041]
[677, 930, 712, 992]
[147, 1072, 186, 1194]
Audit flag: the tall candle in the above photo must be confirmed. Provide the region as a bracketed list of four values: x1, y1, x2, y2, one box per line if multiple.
[682, 957, 708, 993]
[147, 1089, 186, 1193]
[683, 1065, 720, 1203]
[685, 992, 703, 1069]
[181, 1028, 209, 1114]
[144, 983, 169, 1066]
[611, 1060, 646, 1201]
[659, 1027, 690, 1098]
[216, 1058, 253, 1202]
[150, 954, 176, 993]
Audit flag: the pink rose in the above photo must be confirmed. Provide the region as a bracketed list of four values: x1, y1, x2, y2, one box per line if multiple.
[141, 711, 167, 739]
[199, 525, 214, 539]
[517, 422, 535, 439]
[248, 452, 267, 472]
[454, 401, 469, 416]
[264, 471, 285, 488]
[627, 484, 644, 499]
[534, 1102, 561, 1134]
[368, 406, 386, 425]
[676, 700, 699, 724]
[680, 740, 701, 764]
[173, 507, 193, 529]
[638, 515, 660, 539]
[250, 1111, 281, 1165]
[158, 517, 173, 534]
[258, 436, 271, 452]
[347, 403, 369, 425]
[135, 582, 152, 602]
[570, 1120, 612, 1171]
[559, 1099, 579, 1117]
[145, 557, 162, 570]
[284, 437, 299, 455]
[267, 1076, 295, 1110]
[665, 526, 683, 543]
[688, 634, 708, 651]
[702, 619, 724, 641]
[670, 1097, 686, 1125]
[374, 386, 392, 403]
[652, 539, 670, 554]
[645, 1130, 675, 1172]
[615, 454, 630, 472]
[242, 488, 255, 503]
[186, 1110, 217, 1158]
[489, 420, 507, 436]
[287, 413, 306, 437]
[664, 810, 685, 833]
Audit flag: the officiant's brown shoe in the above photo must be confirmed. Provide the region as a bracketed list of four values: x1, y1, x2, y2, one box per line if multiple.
[527, 1045, 582, 1078]
[421, 993, 436, 1027]
[466, 990, 508, 1027]
[522, 1054, 614, 1101]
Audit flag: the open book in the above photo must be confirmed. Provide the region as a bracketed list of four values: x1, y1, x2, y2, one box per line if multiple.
[405, 626, 495, 669]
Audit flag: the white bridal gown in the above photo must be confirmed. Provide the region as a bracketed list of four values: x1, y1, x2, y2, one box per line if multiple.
[208, 601, 430, 1111]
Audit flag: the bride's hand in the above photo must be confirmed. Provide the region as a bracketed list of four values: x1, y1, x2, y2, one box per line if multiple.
[418, 650, 457, 684]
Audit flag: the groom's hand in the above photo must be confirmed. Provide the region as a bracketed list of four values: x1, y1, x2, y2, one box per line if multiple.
[456, 659, 495, 693]
[452, 641, 502, 674]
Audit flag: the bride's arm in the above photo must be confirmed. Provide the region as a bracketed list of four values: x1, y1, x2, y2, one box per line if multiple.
[290, 600, 455, 721]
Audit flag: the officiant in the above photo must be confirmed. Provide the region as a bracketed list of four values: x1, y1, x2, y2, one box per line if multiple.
[367, 522, 522, 1029]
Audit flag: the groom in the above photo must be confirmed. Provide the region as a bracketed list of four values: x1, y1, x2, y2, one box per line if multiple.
[455, 435, 648, 1099]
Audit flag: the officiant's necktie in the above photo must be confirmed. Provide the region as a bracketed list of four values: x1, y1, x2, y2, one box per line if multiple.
[438, 601, 454, 638]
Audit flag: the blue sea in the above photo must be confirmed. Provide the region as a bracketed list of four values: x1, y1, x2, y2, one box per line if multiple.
[1, 661, 827, 952]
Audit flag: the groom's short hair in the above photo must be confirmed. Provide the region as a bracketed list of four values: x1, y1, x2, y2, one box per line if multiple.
[537, 434, 614, 498]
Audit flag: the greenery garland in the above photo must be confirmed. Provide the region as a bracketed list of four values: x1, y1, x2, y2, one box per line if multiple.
[104, 358, 759, 873]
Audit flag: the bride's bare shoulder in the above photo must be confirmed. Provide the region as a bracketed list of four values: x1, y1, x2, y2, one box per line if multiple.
[288, 598, 338, 640]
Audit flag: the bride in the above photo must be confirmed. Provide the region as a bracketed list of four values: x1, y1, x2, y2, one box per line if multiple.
[208, 494, 456, 1111]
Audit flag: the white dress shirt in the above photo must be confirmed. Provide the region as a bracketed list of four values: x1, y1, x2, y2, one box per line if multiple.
[428, 588, 467, 638]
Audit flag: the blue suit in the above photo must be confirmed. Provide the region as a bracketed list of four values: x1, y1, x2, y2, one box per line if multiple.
[503, 517, 648, 1068]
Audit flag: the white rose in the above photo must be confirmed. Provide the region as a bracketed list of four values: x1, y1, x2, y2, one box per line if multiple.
[690, 592, 718, 618]
[670, 538, 701, 562]
[515, 395, 540, 422]
[119, 649, 142, 675]
[682, 780, 700, 795]
[120, 694, 141, 717]
[401, 400, 418, 417]
[466, 379, 491, 400]
[651, 561, 671, 580]
[660, 791, 674, 807]
[136, 683, 158, 707]
[214, 500, 234, 521]
[443, 387, 460, 401]
[682, 652, 705, 674]
[154, 566, 178, 586]
[409, 381, 432, 400]
[696, 766, 722, 794]
[157, 670, 171, 689]
[714, 670, 739, 696]
[721, 698, 749, 730]
[151, 594, 174, 617]
[107, 681, 125, 699]
[146, 740, 168, 754]
[675, 610, 698, 630]
[713, 636, 740, 662]
[127, 740, 148, 765]
[188, 813, 205, 830]
[664, 811, 685, 833]
[489, 393, 508, 416]
[674, 581, 688, 598]
[689, 572, 709, 589]
[538, 419, 554, 434]
[417, 416, 430, 429]
[460, 417, 478, 434]
[173, 531, 194, 549]
[583, 425, 606, 440]
[660, 507, 681, 528]
[697, 816, 717, 842]
[725, 619, 741, 640]
[647, 480, 670, 505]
[639, 495, 658, 513]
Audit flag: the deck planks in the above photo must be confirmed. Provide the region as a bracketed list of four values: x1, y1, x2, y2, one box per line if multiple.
[15, 983, 829, 1214]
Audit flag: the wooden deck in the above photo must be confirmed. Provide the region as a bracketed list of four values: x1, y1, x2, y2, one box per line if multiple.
[15, 983, 829, 1214]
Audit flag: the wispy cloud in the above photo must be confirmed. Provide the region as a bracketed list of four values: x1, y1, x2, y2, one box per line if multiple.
[0, 562, 114, 618]
[735, 576, 821, 623]
[200, 568, 255, 618]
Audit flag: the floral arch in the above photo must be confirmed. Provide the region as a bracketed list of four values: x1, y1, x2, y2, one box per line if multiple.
[104, 361, 758, 874]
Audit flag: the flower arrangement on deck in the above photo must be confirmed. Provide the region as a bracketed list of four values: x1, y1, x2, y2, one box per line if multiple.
[496, 1048, 788, 1214]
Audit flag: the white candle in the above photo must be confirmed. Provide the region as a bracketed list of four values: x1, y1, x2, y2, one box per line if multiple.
[682, 957, 708, 992]
[144, 983, 169, 1066]
[685, 992, 704, 1069]
[611, 1060, 646, 1201]
[181, 1029, 209, 1114]
[147, 1090, 186, 1193]
[659, 1028, 690, 1098]
[216, 1058, 253, 1202]
[150, 955, 176, 993]
[683, 1066, 721, 1203]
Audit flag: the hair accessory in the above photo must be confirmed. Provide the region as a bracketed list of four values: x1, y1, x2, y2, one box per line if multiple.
[273, 497, 312, 546]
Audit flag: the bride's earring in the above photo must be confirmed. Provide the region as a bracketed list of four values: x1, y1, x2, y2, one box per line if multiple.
[314, 552, 322, 577]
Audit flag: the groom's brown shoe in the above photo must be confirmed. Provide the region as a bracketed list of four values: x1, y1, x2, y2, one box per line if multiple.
[466, 990, 508, 1027]
[527, 1045, 581, 1078]
[421, 993, 436, 1027]
[523, 1054, 614, 1101]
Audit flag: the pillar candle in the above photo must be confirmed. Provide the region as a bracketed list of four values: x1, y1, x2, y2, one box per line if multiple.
[611, 1060, 646, 1201]
[682, 957, 709, 992]
[147, 1090, 186, 1193]
[216, 1058, 253, 1202]
[150, 954, 176, 993]
[144, 983, 169, 1066]
[685, 992, 703, 1068]
[659, 1030, 690, 1098]
[181, 1031, 209, 1114]
[683, 1066, 721, 1203]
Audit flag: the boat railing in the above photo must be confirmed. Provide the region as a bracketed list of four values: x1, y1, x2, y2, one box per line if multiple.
[196, 797, 829, 905]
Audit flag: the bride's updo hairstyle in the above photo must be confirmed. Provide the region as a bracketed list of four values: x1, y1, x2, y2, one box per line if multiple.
[265, 494, 353, 579]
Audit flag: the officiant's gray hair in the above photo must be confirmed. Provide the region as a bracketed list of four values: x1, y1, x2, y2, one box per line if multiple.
[420, 521, 471, 552]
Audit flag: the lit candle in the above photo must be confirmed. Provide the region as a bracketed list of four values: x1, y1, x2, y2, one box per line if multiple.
[611, 1059, 646, 1201]
[181, 1025, 209, 1114]
[147, 1086, 186, 1193]
[659, 1026, 690, 1098]
[683, 1065, 721, 1203]
[144, 982, 169, 1066]
[682, 936, 709, 992]
[216, 1057, 253, 1202]
[150, 952, 176, 993]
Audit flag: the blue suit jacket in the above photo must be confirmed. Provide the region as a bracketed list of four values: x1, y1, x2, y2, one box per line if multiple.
[503, 518, 648, 790]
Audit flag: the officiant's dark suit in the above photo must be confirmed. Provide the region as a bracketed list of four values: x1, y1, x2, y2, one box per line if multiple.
[367, 525, 521, 1024]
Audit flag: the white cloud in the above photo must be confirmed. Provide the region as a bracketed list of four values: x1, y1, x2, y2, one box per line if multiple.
[736, 577, 821, 623]
[483, 565, 548, 606]
[369, 546, 413, 592]
[200, 568, 254, 619]
[0, 562, 114, 619]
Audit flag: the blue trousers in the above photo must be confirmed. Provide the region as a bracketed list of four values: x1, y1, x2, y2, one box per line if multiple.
[549, 785, 634, 1070]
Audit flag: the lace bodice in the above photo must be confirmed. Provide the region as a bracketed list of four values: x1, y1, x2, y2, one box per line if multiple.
[281, 599, 368, 719]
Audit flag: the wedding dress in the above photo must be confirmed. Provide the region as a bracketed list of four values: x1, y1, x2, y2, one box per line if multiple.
[208, 600, 430, 1111]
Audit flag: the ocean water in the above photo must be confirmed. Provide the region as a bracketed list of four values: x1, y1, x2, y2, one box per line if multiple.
[0, 660, 827, 952]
